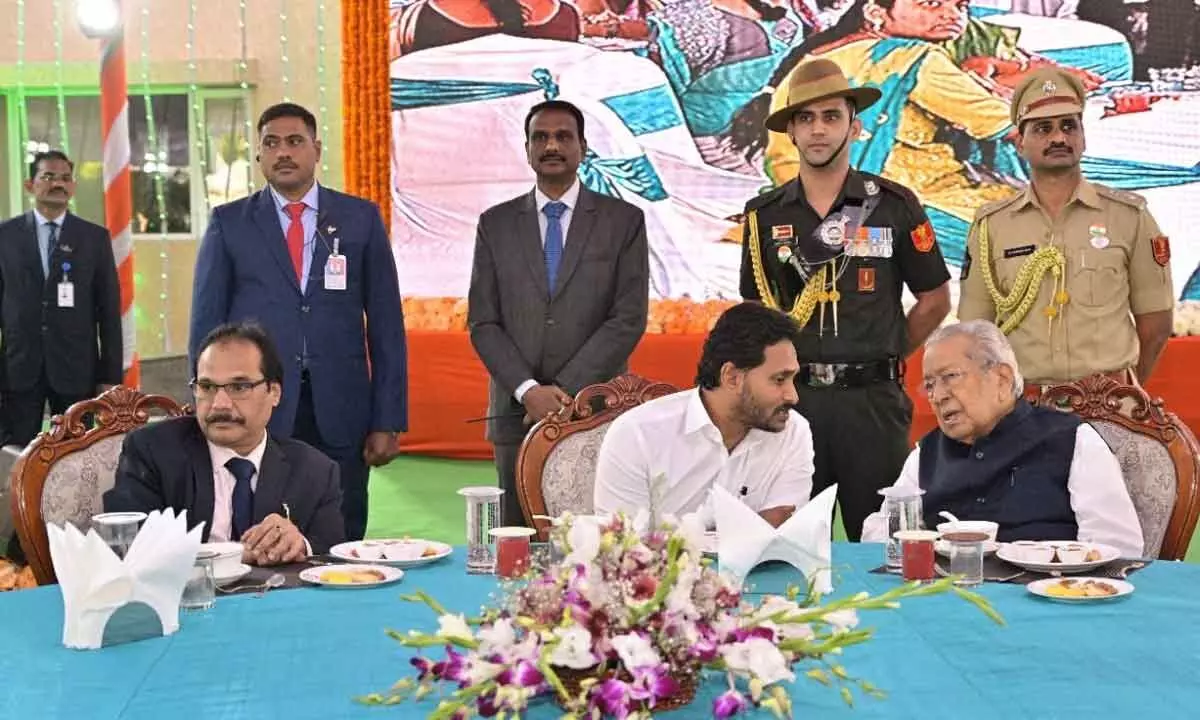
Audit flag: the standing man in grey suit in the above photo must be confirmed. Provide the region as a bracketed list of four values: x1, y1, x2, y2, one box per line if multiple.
[468, 99, 650, 526]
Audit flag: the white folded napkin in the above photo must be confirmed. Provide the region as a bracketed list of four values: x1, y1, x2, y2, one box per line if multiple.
[712, 484, 839, 594]
[47, 509, 204, 650]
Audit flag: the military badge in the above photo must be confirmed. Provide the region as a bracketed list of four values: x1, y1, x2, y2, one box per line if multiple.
[911, 221, 935, 253]
[858, 267, 876, 293]
[1042, 80, 1057, 95]
[864, 180, 879, 196]
[818, 214, 846, 248]
[771, 224, 794, 241]
[1152, 236, 1171, 266]
[1089, 224, 1109, 249]
[776, 245, 794, 263]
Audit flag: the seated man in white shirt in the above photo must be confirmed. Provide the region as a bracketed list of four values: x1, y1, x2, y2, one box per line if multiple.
[861, 320, 1144, 556]
[594, 302, 814, 527]
[104, 322, 345, 565]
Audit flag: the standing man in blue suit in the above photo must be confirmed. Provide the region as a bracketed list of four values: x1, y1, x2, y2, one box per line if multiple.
[189, 102, 407, 541]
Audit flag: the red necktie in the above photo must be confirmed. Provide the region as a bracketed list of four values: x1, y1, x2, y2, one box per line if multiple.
[285, 202, 306, 281]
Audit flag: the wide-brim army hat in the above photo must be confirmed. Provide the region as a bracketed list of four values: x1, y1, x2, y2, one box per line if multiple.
[765, 58, 882, 133]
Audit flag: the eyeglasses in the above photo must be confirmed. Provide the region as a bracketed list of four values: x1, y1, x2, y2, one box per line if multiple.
[189, 378, 269, 399]
[37, 172, 74, 183]
[922, 369, 970, 396]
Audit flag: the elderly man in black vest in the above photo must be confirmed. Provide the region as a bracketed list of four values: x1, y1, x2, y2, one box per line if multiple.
[862, 320, 1144, 557]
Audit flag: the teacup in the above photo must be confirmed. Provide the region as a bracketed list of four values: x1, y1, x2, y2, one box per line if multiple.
[199, 542, 244, 578]
[1009, 541, 1054, 564]
[936, 520, 999, 543]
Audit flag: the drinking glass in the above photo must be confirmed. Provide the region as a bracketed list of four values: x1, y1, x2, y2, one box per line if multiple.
[946, 531, 988, 587]
[181, 550, 218, 610]
[894, 530, 939, 583]
[491, 527, 536, 578]
[458, 487, 504, 574]
[91, 512, 147, 560]
[878, 487, 924, 570]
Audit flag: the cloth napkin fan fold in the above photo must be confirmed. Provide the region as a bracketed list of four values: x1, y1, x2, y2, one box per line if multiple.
[47, 509, 204, 650]
[713, 484, 838, 594]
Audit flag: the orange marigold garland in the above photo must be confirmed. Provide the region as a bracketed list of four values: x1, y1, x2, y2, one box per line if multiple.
[341, 0, 391, 224]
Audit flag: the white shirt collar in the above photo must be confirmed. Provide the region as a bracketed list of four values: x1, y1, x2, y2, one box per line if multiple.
[208, 431, 270, 476]
[32, 208, 64, 227]
[684, 387, 767, 449]
[534, 179, 581, 214]
[269, 182, 320, 214]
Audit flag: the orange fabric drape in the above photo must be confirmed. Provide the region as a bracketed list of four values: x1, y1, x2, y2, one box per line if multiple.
[398, 332, 1200, 460]
[341, 0, 391, 223]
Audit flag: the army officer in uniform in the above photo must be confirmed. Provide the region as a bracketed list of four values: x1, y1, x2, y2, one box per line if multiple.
[958, 67, 1174, 394]
[739, 58, 952, 540]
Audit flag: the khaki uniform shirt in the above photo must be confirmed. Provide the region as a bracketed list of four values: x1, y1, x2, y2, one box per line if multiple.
[958, 180, 1174, 384]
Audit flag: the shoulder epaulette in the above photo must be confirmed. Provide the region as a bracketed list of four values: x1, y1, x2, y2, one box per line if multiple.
[975, 193, 1023, 220]
[1094, 184, 1147, 210]
[744, 184, 788, 212]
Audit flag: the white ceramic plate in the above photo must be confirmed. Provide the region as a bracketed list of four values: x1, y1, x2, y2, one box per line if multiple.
[299, 564, 405, 588]
[1027, 577, 1134, 603]
[214, 563, 252, 586]
[329, 539, 453, 568]
[996, 542, 1121, 574]
[936, 540, 1000, 557]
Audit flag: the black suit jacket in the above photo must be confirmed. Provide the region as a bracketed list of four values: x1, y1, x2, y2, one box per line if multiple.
[468, 186, 649, 444]
[103, 417, 345, 554]
[0, 211, 123, 394]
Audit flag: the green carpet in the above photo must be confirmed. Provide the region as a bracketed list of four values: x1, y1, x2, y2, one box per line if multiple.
[367, 457, 1199, 563]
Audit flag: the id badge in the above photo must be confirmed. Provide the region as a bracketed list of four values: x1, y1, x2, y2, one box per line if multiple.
[57, 281, 75, 308]
[324, 255, 347, 291]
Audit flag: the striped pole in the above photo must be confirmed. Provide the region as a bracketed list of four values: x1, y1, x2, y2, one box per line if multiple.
[99, 0, 138, 387]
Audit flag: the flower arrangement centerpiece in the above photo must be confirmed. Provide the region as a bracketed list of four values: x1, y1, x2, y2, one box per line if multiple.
[364, 514, 1001, 718]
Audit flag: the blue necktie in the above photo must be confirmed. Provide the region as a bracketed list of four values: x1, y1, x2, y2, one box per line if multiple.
[543, 201, 567, 293]
[226, 457, 256, 541]
[41, 223, 58, 278]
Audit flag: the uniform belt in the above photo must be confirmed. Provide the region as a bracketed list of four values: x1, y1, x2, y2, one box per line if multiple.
[1022, 369, 1134, 402]
[798, 358, 901, 389]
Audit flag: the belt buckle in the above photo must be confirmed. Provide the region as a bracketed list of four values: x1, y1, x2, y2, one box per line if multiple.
[810, 363, 837, 388]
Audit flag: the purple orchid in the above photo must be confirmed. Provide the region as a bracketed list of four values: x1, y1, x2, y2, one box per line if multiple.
[591, 678, 635, 719]
[732, 625, 776, 643]
[713, 689, 750, 719]
[628, 664, 680, 706]
[433, 646, 470, 684]
[409, 655, 436, 681]
[476, 691, 501, 717]
[496, 659, 545, 688]
[690, 625, 721, 662]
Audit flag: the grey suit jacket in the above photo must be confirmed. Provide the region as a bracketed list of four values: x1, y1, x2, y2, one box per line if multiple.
[468, 185, 649, 444]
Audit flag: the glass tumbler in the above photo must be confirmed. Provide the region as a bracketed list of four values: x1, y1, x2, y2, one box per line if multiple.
[181, 550, 218, 611]
[458, 487, 504, 574]
[878, 487, 924, 570]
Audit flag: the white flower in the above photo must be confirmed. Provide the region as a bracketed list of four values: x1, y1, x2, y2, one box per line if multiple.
[467, 659, 504, 684]
[720, 637, 795, 685]
[436, 614, 474, 642]
[753, 595, 801, 622]
[666, 558, 701, 619]
[823, 609, 859, 632]
[565, 516, 602, 566]
[678, 512, 707, 555]
[548, 625, 598, 669]
[611, 632, 662, 670]
[477, 617, 516, 654]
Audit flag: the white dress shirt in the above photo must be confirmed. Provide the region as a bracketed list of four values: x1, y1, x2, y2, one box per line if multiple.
[207, 432, 269, 543]
[269, 182, 320, 294]
[593, 388, 815, 527]
[861, 424, 1145, 557]
[514, 180, 582, 404]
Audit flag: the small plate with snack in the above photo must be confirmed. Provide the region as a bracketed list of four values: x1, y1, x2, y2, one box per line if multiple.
[1027, 577, 1133, 603]
[995, 541, 1120, 574]
[299, 564, 405, 588]
[330, 539, 453, 568]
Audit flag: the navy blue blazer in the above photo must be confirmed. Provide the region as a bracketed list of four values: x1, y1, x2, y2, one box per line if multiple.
[188, 186, 408, 447]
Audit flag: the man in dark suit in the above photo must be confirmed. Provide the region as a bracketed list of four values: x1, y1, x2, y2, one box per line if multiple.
[106, 322, 345, 562]
[468, 99, 650, 526]
[0, 150, 123, 446]
[189, 103, 407, 542]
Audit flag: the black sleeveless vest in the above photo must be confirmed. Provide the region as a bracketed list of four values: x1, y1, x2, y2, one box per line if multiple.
[918, 400, 1080, 543]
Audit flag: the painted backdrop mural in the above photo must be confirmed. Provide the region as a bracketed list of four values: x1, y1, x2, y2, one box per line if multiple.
[388, 0, 1200, 319]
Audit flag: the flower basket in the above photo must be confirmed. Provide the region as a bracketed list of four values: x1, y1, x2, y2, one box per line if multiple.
[364, 512, 1003, 719]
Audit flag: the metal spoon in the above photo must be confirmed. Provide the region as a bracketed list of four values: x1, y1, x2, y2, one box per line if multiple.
[255, 573, 286, 598]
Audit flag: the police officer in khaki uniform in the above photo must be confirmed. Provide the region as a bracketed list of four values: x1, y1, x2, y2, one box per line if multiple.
[740, 59, 952, 540]
[958, 67, 1174, 393]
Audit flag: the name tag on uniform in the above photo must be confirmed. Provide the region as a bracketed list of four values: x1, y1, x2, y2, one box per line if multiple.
[57, 281, 75, 308]
[845, 227, 893, 258]
[324, 254, 347, 291]
[1004, 244, 1036, 259]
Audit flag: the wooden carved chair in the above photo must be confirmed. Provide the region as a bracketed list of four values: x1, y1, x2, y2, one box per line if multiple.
[515, 374, 677, 540]
[9, 386, 188, 585]
[1037, 375, 1200, 560]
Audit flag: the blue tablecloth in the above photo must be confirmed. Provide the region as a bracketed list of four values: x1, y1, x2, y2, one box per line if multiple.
[2, 543, 1198, 719]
